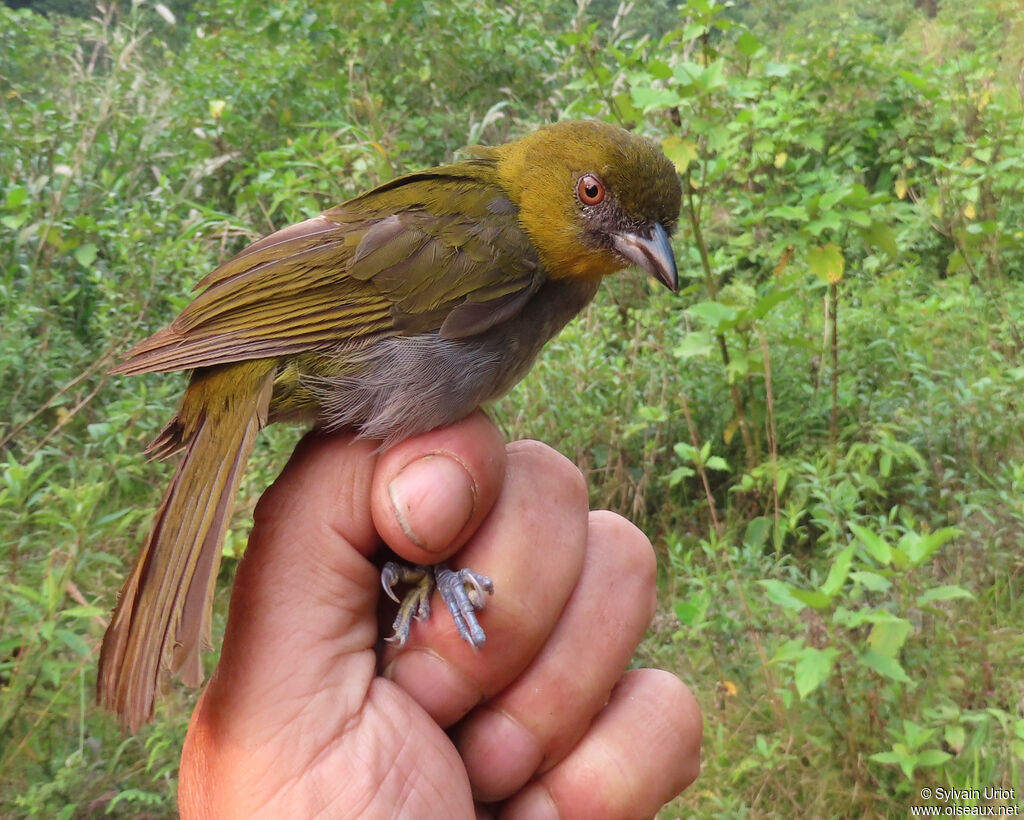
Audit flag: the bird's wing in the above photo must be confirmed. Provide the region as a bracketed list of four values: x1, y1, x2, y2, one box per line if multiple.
[113, 170, 543, 375]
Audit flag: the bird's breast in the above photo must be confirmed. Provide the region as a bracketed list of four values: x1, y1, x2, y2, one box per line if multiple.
[273, 276, 600, 447]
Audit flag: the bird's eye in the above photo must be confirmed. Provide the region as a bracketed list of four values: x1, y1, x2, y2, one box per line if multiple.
[577, 173, 605, 206]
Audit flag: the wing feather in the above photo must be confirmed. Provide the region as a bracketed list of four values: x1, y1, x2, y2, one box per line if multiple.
[115, 166, 546, 376]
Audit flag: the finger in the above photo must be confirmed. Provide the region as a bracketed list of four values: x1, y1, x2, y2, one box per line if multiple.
[197, 431, 383, 739]
[383, 441, 590, 727]
[209, 411, 509, 725]
[454, 511, 657, 801]
[183, 427, 493, 818]
[372, 410, 507, 563]
[500, 669, 702, 820]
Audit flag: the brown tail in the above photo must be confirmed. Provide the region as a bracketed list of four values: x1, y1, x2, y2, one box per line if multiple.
[98, 361, 275, 731]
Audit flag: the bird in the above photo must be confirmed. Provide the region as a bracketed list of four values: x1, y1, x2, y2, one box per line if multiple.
[98, 119, 682, 731]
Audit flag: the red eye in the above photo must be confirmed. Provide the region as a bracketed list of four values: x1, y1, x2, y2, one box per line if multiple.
[577, 173, 605, 205]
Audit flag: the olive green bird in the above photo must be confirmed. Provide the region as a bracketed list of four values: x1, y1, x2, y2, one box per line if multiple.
[98, 119, 682, 731]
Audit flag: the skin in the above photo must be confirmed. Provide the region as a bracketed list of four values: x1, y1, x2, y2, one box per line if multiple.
[179, 412, 702, 818]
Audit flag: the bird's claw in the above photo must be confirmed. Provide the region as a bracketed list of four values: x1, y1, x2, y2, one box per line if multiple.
[436, 565, 494, 649]
[381, 562, 434, 646]
[380, 562, 494, 648]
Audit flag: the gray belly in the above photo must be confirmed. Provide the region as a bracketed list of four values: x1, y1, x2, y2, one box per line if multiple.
[301, 276, 599, 446]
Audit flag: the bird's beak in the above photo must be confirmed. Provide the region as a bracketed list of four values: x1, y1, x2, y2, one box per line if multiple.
[611, 221, 678, 292]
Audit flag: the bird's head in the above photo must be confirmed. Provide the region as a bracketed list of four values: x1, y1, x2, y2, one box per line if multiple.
[487, 120, 682, 291]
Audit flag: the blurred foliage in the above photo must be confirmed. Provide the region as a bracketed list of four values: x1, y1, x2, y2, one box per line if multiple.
[1, 0, 1023, 816]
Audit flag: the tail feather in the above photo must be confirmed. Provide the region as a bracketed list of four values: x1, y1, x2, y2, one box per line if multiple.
[98, 362, 274, 731]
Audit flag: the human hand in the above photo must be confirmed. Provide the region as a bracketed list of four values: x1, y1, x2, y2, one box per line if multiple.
[178, 412, 701, 818]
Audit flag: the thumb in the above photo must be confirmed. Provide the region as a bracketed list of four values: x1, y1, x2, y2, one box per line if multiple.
[194, 431, 383, 738]
[191, 411, 507, 734]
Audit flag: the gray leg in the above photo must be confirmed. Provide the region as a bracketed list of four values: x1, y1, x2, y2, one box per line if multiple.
[381, 562, 494, 648]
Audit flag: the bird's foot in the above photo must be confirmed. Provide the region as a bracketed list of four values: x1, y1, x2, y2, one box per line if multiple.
[381, 562, 494, 648]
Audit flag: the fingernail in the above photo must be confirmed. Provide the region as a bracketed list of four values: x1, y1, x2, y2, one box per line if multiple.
[388, 454, 476, 552]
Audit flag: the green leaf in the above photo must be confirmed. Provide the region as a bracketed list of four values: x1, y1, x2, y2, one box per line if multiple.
[668, 466, 695, 486]
[766, 205, 808, 221]
[819, 187, 850, 211]
[612, 92, 642, 125]
[675, 596, 707, 626]
[736, 31, 762, 57]
[764, 61, 794, 77]
[846, 209, 871, 227]
[850, 571, 892, 592]
[673, 60, 704, 86]
[944, 725, 966, 753]
[867, 616, 913, 657]
[898, 69, 929, 90]
[806, 212, 842, 236]
[820, 545, 854, 596]
[794, 647, 837, 698]
[695, 60, 727, 93]
[801, 132, 825, 152]
[645, 59, 673, 81]
[55, 628, 91, 657]
[750, 287, 794, 319]
[858, 649, 913, 683]
[850, 523, 892, 565]
[673, 330, 715, 360]
[870, 746, 917, 779]
[916, 585, 974, 605]
[861, 221, 900, 256]
[772, 638, 807, 663]
[631, 86, 685, 112]
[889, 547, 910, 571]
[744, 516, 771, 549]
[673, 442, 697, 461]
[687, 300, 738, 331]
[682, 22, 709, 41]
[916, 749, 952, 768]
[4, 186, 28, 209]
[789, 588, 833, 610]
[758, 579, 807, 612]
[900, 527, 961, 567]
[833, 605, 873, 628]
[60, 605, 105, 618]
[74, 243, 98, 267]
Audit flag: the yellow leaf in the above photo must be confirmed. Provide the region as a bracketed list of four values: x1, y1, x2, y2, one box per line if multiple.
[963, 202, 976, 220]
[208, 99, 227, 119]
[723, 417, 740, 445]
[661, 136, 699, 173]
[894, 178, 908, 200]
[774, 152, 787, 169]
[806, 243, 845, 284]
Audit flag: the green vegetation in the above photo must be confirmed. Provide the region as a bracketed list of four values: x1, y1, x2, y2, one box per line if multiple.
[2, 0, 1022, 816]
